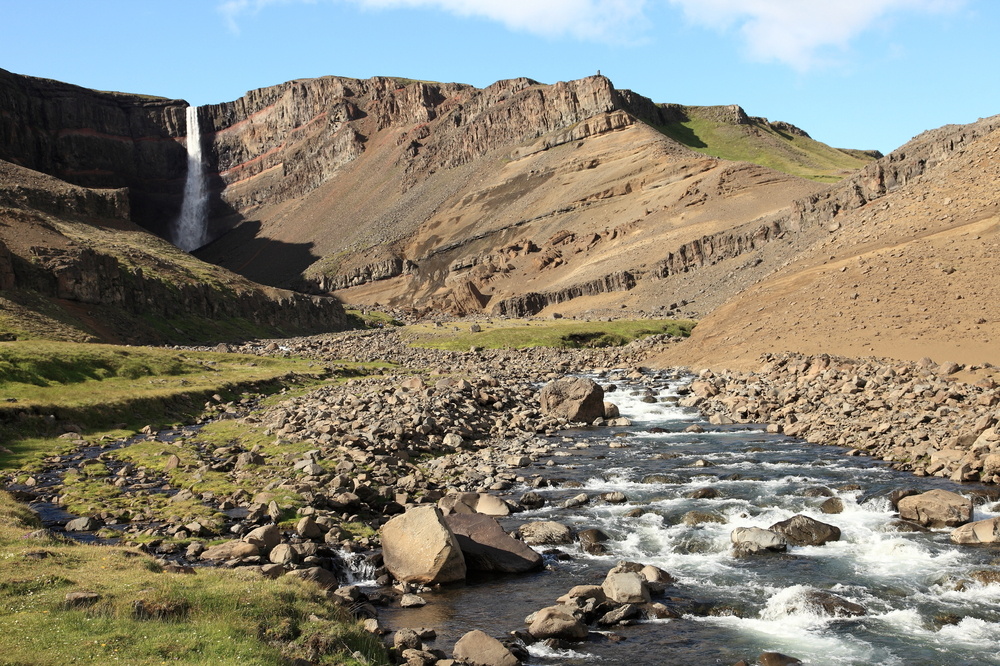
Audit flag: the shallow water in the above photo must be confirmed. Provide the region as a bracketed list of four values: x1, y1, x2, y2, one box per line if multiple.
[381, 374, 1000, 665]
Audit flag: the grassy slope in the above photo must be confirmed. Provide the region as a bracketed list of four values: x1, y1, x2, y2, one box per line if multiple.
[402, 317, 695, 351]
[0, 492, 387, 666]
[0, 341, 326, 471]
[652, 108, 874, 183]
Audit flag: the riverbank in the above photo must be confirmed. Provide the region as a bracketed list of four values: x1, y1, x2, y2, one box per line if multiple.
[688, 352, 1000, 484]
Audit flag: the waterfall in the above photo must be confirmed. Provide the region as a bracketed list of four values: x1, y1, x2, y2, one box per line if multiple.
[173, 105, 208, 252]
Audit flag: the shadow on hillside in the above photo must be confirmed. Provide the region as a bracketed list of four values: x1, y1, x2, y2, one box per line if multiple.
[656, 122, 708, 149]
[194, 218, 321, 289]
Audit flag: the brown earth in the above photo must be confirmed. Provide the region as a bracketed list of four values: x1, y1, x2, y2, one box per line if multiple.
[657, 116, 1000, 370]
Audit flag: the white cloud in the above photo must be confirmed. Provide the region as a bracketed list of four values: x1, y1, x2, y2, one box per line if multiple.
[667, 0, 964, 69]
[219, 0, 650, 41]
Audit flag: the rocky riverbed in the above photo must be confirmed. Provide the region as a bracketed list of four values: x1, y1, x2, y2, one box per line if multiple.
[7, 331, 1000, 665]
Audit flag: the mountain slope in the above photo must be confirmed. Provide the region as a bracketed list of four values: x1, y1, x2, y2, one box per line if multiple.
[185, 74, 866, 317]
[651, 103, 880, 183]
[0, 160, 347, 343]
[655, 114, 1000, 369]
[0, 69, 880, 331]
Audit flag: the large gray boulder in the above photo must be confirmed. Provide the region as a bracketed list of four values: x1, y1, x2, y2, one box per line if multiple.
[897, 489, 973, 527]
[439, 492, 511, 516]
[243, 524, 281, 552]
[951, 516, 1000, 544]
[527, 606, 589, 641]
[518, 520, 573, 545]
[731, 527, 787, 556]
[200, 540, 260, 561]
[444, 513, 543, 574]
[539, 377, 605, 423]
[453, 630, 521, 666]
[769, 514, 841, 546]
[602, 571, 651, 604]
[64, 516, 102, 532]
[380, 505, 467, 584]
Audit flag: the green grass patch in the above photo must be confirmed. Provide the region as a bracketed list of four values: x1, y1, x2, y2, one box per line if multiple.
[0, 341, 325, 472]
[401, 318, 695, 351]
[344, 309, 403, 329]
[650, 107, 876, 183]
[0, 492, 388, 665]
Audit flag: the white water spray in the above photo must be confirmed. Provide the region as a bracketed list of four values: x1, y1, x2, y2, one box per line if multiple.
[174, 105, 208, 252]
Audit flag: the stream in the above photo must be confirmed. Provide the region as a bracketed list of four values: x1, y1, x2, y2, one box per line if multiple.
[381, 373, 1000, 665]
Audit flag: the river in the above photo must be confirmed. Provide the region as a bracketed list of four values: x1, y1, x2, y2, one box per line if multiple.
[381, 371, 1000, 665]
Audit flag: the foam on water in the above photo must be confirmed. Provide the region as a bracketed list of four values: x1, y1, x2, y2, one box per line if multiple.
[528, 643, 603, 661]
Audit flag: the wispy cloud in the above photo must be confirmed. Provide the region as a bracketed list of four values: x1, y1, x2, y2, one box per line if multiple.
[667, 0, 964, 70]
[219, 0, 649, 41]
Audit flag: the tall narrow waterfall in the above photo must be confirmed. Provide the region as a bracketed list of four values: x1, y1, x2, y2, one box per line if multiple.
[173, 105, 208, 252]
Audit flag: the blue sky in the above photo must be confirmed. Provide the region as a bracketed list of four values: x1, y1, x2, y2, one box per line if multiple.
[1, 0, 996, 153]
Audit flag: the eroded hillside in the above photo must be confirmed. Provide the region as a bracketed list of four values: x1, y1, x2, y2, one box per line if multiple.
[656, 115, 1000, 369]
[182, 74, 868, 318]
[0, 160, 347, 343]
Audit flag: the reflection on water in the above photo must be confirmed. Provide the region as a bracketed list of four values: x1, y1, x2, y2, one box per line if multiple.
[379, 373, 1000, 665]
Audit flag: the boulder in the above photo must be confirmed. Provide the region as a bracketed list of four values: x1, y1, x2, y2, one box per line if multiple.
[200, 540, 259, 561]
[269, 543, 298, 565]
[769, 514, 841, 546]
[731, 527, 787, 555]
[557, 585, 607, 604]
[578, 528, 609, 555]
[453, 630, 521, 666]
[539, 377, 605, 423]
[791, 589, 867, 617]
[381, 506, 467, 584]
[759, 653, 803, 666]
[819, 497, 844, 514]
[400, 594, 427, 608]
[897, 489, 973, 527]
[518, 520, 572, 545]
[287, 566, 340, 590]
[439, 492, 511, 516]
[444, 513, 543, 574]
[951, 516, 1000, 544]
[64, 516, 102, 532]
[602, 571, 651, 604]
[682, 510, 726, 526]
[244, 524, 281, 552]
[519, 491, 545, 509]
[527, 606, 589, 641]
[296, 516, 323, 539]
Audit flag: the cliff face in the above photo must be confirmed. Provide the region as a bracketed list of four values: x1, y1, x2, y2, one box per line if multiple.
[0, 68, 188, 235]
[186, 73, 832, 317]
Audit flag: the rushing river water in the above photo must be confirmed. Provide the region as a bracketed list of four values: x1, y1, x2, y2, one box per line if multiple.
[382, 373, 1000, 665]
